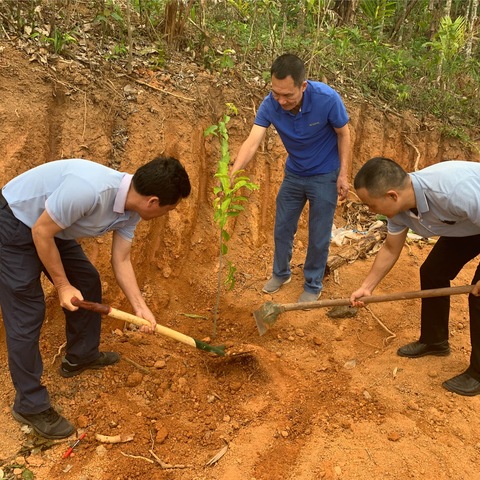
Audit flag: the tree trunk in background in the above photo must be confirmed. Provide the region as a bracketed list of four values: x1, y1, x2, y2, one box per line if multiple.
[465, 0, 478, 59]
[334, 0, 359, 24]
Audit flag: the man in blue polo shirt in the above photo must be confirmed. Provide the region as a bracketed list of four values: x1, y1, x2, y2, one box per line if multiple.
[230, 53, 351, 303]
[0, 157, 191, 438]
[350, 157, 480, 396]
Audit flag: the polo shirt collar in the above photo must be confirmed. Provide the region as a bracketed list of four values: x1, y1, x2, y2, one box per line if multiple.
[410, 173, 429, 214]
[114, 174, 133, 213]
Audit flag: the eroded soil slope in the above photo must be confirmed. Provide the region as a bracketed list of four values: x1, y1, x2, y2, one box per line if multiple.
[0, 43, 480, 480]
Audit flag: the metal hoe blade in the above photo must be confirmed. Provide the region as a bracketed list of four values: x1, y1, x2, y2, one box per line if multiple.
[254, 302, 284, 336]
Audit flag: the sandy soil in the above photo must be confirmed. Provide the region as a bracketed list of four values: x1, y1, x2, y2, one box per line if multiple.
[1, 42, 480, 480]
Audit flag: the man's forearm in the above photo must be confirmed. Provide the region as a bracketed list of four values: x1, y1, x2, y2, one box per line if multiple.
[32, 234, 70, 289]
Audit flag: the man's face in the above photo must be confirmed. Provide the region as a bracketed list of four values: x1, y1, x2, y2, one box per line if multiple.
[139, 198, 181, 220]
[356, 188, 402, 218]
[271, 75, 307, 111]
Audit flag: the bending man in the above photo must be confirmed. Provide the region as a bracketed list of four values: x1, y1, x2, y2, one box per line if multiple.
[350, 157, 480, 396]
[0, 156, 191, 437]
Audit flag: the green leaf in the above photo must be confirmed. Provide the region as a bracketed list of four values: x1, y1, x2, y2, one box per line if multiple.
[22, 469, 35, 480]
[204, 125, 218, 136]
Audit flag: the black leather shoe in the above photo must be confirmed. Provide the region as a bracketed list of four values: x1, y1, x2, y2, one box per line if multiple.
[442, 372, 480, 396]
[59, 351, 120, 378]
[12, 407, 75, 439]
[397, 340, 450, 358]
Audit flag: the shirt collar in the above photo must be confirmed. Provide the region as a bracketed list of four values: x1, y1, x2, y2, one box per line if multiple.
[114, 174, 133, 214]
[410, 173, 429, 214]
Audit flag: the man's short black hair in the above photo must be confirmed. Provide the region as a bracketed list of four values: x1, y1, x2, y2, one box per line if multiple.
[354, 157, 409, 197]
[271, 54, 306, 87]
[132, 156, 191, 205]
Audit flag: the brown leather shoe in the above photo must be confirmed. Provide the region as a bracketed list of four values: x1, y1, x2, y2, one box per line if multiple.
[397, 340, 450, 358]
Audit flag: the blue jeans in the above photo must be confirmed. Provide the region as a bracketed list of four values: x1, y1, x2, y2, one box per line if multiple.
[273, 169, 338, 294]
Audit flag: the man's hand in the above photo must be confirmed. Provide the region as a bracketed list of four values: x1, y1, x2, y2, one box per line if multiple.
[350, 287, 372, 307]
[58, 285, 83, 311]
[337, 175, 350, 201]
[472, 281, 480, 296]
[134, 306, 157, 334]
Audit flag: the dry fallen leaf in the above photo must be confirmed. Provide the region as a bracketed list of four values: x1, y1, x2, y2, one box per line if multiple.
[205, 444, 228, 467]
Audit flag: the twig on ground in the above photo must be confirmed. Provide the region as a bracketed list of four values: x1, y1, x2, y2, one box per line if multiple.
[356, 330, 382, 350]
[120, 451, 154, 463]
[82, 91, 87, 141]
[52, 342, 66, 365]
[149, 449, 192, 469]
[365, 306, 396, 345]
[123, 356, 151, 374]
[127, 76, 195, 101]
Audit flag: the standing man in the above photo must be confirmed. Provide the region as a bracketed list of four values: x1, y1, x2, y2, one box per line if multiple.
[0, 156, 191, 438]
[350, 157, 480, 396]
[230, 53, 351, 303]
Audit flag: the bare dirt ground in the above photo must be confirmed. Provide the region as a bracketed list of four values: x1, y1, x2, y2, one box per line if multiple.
[1, 42, 480, 480]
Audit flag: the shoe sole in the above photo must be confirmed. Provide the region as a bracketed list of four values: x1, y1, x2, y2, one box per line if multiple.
[12, 410, 75, 439]
[397, 349, 450, 358]
[262, 276, 291, 294]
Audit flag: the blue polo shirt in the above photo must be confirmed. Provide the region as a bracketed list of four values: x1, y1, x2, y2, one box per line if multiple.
[2, 159, 140, 241]
[388, 160, 480, 237]
[254, 80, 349, 176]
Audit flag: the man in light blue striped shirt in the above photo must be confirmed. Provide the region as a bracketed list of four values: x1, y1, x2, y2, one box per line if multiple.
[0, 156, 190, 438]
[350, 157, 480, 397]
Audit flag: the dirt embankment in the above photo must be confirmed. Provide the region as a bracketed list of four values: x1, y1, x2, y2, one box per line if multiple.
[0, 42, 480, 480]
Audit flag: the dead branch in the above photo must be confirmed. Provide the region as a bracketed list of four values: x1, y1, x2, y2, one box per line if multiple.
[127, 76, 195, 101]
[326, 225, 387, 273]
[405, 136, 421, 171]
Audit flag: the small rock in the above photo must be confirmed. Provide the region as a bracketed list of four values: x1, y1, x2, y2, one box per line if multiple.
[154, 360, 166, 369]
[388, 431, 401, 442]
[343, 359, 357, 369]
[76, 415, 89, 428]
[327, 305, 358, 318]
[96, 445, 107, 456]
[230, 381, 242, 392]
[281, 430, 289, 438]
[156, 424, 169, 444]
[295, 328, 305, 337]
[313, 336, 323, 346]
[126, 371, 143, 387]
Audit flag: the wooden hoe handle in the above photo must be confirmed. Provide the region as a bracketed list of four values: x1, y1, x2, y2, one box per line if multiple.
[71, 297, 225, 356]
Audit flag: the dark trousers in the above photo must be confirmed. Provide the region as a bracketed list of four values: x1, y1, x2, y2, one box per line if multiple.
[419, 234, 480, 380]
[0, 207, 102, 414]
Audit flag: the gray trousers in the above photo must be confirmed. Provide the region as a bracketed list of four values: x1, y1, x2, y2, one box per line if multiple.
[0, 204, 102, 414]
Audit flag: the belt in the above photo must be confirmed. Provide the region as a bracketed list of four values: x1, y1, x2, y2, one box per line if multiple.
[0, 189, 13, 215]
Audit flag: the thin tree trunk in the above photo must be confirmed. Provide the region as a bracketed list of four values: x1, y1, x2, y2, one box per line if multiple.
[465, 0, 478, 59]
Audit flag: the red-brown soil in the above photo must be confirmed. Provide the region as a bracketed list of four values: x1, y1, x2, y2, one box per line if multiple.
[1, 42, 480, 480]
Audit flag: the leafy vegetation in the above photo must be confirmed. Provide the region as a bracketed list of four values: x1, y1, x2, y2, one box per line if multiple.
[0, 0, 478, 134]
